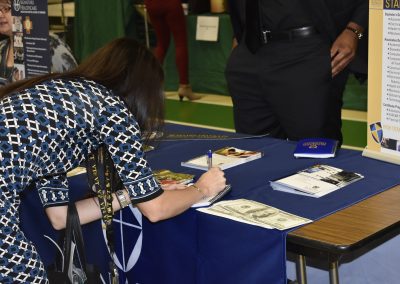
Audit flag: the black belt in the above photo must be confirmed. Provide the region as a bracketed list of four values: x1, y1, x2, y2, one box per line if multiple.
[260, 26, 318, 44]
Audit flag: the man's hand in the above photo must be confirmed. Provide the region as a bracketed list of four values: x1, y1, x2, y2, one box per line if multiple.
[330, 22, 363, 77]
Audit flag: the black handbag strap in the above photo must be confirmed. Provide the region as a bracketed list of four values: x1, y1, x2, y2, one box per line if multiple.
[63, 203, 88, 275]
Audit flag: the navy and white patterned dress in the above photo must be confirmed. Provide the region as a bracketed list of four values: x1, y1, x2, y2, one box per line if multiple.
[0, 78, 162, 283]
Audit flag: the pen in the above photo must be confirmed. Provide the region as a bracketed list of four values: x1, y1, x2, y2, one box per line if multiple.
[207, 149, 213, 169]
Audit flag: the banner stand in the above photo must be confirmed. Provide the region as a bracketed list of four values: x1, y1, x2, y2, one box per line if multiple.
[363, 0, 400, 164]
[362, 148, 400, 165]
[11, 0, 50, 81]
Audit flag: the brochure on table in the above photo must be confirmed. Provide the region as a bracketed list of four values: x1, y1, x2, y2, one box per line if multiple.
[181, 146, 262, 170]
[270, 164, 364, 198]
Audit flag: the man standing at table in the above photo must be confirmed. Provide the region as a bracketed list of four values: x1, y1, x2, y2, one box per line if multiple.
[225, 0, 368, 145]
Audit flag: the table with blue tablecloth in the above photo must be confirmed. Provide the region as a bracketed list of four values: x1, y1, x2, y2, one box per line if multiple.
[20, 123, 400, 283]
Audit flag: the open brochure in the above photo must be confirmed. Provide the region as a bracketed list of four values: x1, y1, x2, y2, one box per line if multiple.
[270, 164, 364, 198]
[153, 169, 195, 185]
[197, 199, 311, 230]
[143, 144, 155, 152]
[67, 166, 86, 177]
[153, 170, 231, 207]
[181, 146, 262, 170]
[192, 184, 232, 208]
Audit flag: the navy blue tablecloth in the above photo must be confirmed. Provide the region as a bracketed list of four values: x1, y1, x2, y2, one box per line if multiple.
[146, 124, 400, 221]
[20, 123, 400, 284]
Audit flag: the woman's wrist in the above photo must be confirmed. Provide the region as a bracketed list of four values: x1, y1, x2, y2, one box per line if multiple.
[115, 189, 131, 209]
[345, 22, 364, 40]
[191, 184, 207, 199]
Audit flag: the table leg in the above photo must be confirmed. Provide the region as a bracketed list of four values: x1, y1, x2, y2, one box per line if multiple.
[295, 254, 307, 284]
[329, 261, 339, 284]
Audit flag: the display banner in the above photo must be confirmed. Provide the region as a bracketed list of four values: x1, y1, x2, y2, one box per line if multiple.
[11, 0, 50, 80]
[363, 0, 400, 164]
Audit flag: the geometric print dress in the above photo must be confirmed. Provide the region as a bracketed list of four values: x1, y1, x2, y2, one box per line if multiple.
[0, 78, 162, 283]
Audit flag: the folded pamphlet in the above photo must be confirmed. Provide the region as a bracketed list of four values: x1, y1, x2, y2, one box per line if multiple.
[270, 164, 364, 198]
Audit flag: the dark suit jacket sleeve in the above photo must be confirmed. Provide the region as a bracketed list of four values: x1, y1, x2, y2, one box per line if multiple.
[349, 0, 369, 29]
[227, 0, 244, 42]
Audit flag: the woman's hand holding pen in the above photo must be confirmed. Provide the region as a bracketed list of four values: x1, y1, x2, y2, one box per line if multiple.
[194, 167, 226, 198]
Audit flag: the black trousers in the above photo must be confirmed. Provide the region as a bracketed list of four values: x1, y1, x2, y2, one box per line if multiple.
[225, 34, 348, 144]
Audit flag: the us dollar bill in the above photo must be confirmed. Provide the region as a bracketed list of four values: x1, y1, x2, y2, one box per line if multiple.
[198, 199, 311, 230]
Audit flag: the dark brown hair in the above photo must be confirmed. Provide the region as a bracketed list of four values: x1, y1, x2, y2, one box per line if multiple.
[0, 37, 165, 134]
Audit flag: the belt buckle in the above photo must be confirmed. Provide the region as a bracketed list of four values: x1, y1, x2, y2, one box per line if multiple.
[262, 30, 271, 44]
